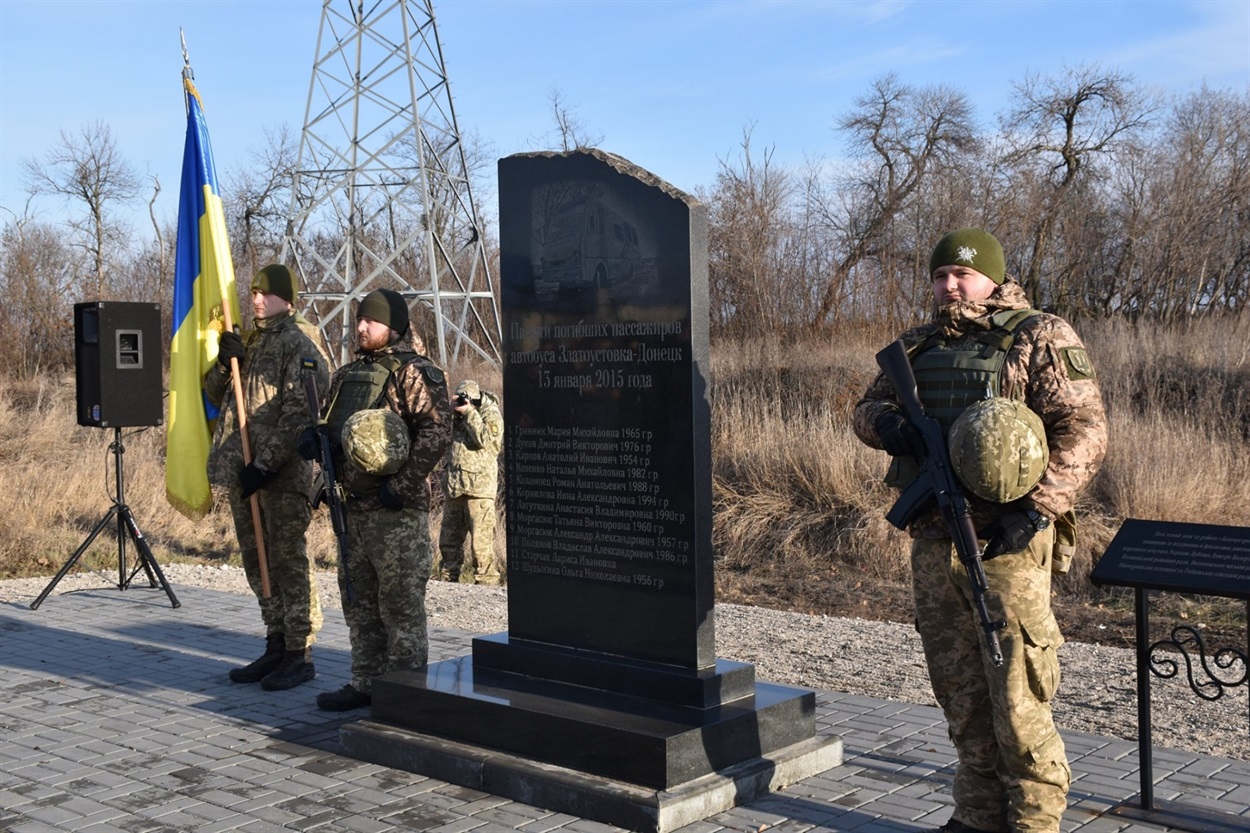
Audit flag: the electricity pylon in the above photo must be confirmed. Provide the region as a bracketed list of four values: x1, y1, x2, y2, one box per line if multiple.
[283, 0, 501, 368]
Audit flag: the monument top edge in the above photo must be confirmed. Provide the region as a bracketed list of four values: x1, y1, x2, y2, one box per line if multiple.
[502, 147, 699, 206]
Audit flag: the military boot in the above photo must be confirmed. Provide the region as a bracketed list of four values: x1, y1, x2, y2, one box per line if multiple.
[932, 820, 1001, 833]
[260, 648, 316, 691]
[441, 568, 460, 583]
[228, 633, 285, 683]
[316, 684, 372, 711]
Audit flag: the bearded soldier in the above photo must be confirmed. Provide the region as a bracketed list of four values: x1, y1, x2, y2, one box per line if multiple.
[308, 288, 453, 712]
[205, 264, 331, 691]
[854, 229, 1107, 833]
[437, 379, 504, 585]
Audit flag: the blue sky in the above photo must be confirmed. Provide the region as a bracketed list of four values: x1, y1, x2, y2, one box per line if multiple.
[1, 0, 1247, 233]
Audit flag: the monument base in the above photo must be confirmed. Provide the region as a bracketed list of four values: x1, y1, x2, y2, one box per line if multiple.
[338, 654, 842, 831]
[341, 720, 842, 833]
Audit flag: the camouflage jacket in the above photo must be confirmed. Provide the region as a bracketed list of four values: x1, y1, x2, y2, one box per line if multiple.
[204, 311, 331, 494]
[444, 390, 503, 500]
[325, 337, 453, 511]
[853, 281, 1108, 537]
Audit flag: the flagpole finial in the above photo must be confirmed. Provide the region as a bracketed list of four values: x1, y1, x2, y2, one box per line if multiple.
[180, 28, 194, 82]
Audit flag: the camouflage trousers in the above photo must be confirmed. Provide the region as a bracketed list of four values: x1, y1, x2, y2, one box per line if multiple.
[339, 504, 433, 694]
[228, 486, 323, 651]
[437, 496, 500, 585]
[911, 527, 1069, 833]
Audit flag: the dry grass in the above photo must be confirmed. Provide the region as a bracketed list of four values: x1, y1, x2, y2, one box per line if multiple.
[2, 319, 1247, 646]
[707, 315, 1250, 644]
[0, 360, 507, 582]
[0, 372, 238, 579]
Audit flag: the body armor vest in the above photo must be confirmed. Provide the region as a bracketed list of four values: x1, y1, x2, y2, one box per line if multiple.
[911, 309, 1039, 435]
[325, 352, 415, 446]
[885, 309, 1039, 492]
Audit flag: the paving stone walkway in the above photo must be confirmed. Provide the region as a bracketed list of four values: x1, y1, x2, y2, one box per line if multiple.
[2, 583, 1247, 832]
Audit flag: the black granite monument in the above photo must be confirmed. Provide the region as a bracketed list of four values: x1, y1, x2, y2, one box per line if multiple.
[341, 149, 840, 832]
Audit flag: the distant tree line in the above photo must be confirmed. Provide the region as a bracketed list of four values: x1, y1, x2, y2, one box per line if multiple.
[2, 65, 1246, 378]
[702, 66, 1249, 336]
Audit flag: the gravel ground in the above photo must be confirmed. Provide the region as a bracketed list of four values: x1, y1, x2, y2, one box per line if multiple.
[4, 563, 1246, 762]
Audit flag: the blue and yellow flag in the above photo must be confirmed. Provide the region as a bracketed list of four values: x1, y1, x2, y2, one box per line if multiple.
[166, 77, 240, 519]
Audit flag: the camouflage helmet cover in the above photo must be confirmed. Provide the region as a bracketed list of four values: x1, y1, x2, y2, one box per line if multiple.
[948, 398, 1049, 503]
[341, 409, 410, 476]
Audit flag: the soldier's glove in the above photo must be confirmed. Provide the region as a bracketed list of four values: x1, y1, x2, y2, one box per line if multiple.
[981, 508, 1050, 560]
[874, 409, 925, 457]
[217, 331, 246, 368]
[239, 463, 275, 499]
[296, 426, 320, 461]
[378, 479, 404, 510]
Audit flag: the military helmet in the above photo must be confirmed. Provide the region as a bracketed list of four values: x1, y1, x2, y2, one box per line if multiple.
[341, 409, 410, 476]
[948, 398, 1049, 503]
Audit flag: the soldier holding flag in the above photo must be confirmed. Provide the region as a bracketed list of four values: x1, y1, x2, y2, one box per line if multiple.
[204, 264, 331, 692]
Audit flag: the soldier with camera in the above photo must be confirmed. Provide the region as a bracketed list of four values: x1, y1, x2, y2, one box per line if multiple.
[437, 379, 504, 585]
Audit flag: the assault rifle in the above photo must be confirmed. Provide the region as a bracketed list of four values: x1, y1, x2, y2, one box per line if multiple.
[302, 359, 352, 601]
[876, 340, 1005, 666]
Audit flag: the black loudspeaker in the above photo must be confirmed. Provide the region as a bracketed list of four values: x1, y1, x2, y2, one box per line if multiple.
[75, 302, 163, 428]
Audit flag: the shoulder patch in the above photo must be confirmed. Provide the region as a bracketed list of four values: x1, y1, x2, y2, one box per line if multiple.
[1061, 346, 1095, 380]
[422, 364, 445, 387]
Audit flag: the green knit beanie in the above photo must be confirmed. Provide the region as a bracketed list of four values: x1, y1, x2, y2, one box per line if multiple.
[357, 288, 410, 336]
[252, 264, 297, 303]
[929, 228, 1006, 285]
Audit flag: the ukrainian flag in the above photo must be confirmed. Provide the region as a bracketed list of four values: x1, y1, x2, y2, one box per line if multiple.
[165, 77, 239, 519]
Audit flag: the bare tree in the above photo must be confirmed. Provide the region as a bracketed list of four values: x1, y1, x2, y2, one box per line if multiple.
[20, 121, 140, 297]
[146, 173, 169, 280]
[544, 88, 604, 152]
[816, 73, 978, 327]
[1117, 86, 1250, 319]
[704, 125, 802, 334]
[999, 66, 1154, 312]
[0, 215, 79, 377]
[224, 125, 299, 277]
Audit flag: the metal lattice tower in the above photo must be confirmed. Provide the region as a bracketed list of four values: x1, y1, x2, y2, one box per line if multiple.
[283, 0, 501, 368]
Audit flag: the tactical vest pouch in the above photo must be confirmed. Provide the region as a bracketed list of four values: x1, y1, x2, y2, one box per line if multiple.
[1051, 509, 1077, 575]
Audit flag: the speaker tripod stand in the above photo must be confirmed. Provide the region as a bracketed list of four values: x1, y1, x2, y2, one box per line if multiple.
[31, 426, 180, 610]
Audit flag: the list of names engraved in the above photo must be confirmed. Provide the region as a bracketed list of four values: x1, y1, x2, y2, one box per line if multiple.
[505, 316, 693, 592]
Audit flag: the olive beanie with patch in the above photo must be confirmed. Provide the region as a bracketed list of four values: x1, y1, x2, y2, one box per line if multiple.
[929, 228, 1006, 285]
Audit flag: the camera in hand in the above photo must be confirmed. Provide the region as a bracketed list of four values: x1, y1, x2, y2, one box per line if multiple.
[454, 393, 469, 407]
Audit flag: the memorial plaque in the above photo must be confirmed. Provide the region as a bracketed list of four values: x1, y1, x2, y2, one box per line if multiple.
[1091, 518, 1250, 598]
[496, 149, 714, 669]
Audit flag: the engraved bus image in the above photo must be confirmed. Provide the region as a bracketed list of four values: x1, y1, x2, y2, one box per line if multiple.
[537, 198, 649, 292]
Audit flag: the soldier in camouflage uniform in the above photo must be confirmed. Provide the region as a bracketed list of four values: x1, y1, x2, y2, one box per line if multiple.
[312, 288, 453, 712]
[438, 379, 504, 585]
[853, 229, 1107, 833]
[205, 264, 331, 691]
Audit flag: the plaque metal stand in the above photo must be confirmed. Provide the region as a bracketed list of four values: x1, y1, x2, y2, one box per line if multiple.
[1091, 518, 1248, 833]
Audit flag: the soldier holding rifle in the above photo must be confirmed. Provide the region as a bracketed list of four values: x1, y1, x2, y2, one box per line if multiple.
[205, 264, 330, 692]
[854, 229, 1107, 833]
[305, 288, 453, 712]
